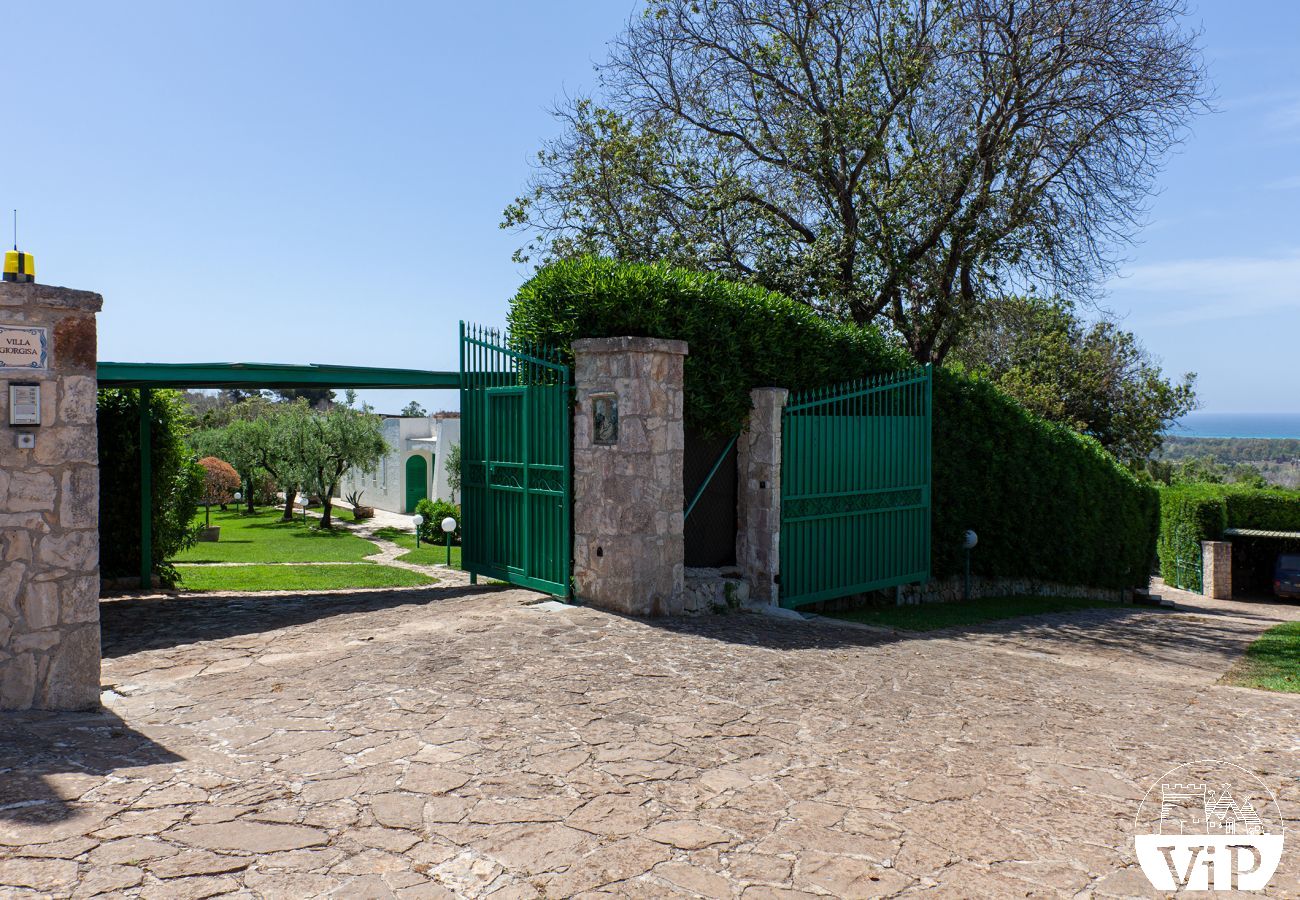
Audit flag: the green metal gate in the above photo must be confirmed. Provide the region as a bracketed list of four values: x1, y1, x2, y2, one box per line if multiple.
[780, 367, 932, 608]
[459, 323, 572, 597]
[1169, 524, 1203, 593]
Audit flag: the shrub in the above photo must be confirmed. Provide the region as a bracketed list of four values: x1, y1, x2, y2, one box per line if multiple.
[198, 457, 240, 504]
[510, 256, 1159, 588]
[197, 456, 240, 527]
[98, 389, 204, 582]
[415, 498, 461, 545]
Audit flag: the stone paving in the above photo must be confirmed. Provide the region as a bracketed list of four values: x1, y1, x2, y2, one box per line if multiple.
[2, 584, 1299, 898]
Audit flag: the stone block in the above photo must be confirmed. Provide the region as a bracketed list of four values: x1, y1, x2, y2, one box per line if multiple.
[20, 581, 60, 630]
[1, 528, 32, 562]
[6, 470, 56, 512]
[62, 576, 100, 624]
[0, 562, 24, 618]
[59, 466, 99, 529]
[37, 530, 98, 572]
[53, 314, 98, 371]
[0, 652, 37, 709]
[59, 376, 97, 425]
[38, 624, 101, 710]
[33, 426, 99, 466]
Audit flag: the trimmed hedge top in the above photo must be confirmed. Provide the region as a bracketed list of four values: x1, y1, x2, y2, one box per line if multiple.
[509, 256, 911, 435]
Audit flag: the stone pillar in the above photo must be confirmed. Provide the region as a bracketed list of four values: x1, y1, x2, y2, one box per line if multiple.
[0, 282, 102, 710]
[572, 337, 687, 616]
[1202, 540, 1232, 600]
[736, 388, 787, 606]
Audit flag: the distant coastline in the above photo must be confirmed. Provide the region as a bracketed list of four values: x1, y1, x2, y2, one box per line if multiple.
[1168, 413, 1300, 440]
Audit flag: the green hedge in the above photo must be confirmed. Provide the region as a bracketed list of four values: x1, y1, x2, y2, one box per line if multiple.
[98, 389, 204, 582]
[1156, 484, 1300, 582]
[509, 256, 1158, 588]
[1156, 484, 1228, 584]
[933, 373, 1158, 589]
[509, 256, 910, 435]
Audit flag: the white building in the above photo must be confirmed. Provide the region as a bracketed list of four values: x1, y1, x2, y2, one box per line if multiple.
[338, 412, 460, 514]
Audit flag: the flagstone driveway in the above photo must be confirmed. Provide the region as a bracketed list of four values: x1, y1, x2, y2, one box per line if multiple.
[2, 585, 1298, 898]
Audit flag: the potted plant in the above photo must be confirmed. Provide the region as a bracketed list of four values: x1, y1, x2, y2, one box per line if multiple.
[197, 456, 240, 541]
[347, 489, 375, 520]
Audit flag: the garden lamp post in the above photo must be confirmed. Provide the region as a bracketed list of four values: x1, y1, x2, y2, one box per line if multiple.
[413, 514, 424, 549]
[302, 494, 309, 524]
[441, 516, 457, 567]
[963, 530, 978, 602]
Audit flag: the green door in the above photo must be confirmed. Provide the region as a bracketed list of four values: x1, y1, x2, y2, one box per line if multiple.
[405, 455, 428, 513]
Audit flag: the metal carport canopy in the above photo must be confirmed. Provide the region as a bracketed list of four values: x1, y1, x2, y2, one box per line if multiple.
[97, 361, 458, 390]
[96, 361, 460, 588]
[1223, 528, 1300, 540]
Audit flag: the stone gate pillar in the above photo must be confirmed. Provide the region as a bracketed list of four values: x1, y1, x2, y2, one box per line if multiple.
[0, 282, 102, 710]
[1202, 540, 1232, 600]
[736, 388, 787, 606]
[572, 337, 687, 615]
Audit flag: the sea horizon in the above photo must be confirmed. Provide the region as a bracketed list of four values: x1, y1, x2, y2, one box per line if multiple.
[1168, 412, 1300, 440]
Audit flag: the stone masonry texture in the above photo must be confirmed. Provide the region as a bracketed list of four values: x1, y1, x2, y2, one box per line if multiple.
[735, 388, 787, 607]
[1203, 540, 1232, 600]
[572, 337, 688, 616]
[2, 582, 1298, 897]
[0, 282, 103, 710]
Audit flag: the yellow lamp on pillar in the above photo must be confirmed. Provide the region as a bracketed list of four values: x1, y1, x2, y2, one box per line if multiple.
[5, 210, 35, 283]
[3, 248, 35, 283]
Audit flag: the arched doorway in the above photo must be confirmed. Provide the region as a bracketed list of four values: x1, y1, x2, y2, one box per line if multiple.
[405, 455, 429, 513]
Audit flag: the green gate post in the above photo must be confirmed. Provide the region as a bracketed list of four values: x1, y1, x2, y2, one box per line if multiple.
[139, 388, 152, 590]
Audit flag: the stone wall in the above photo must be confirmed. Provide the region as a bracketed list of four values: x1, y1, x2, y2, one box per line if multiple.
[0, 282, 102, 710]
[572, 337, 687, 616]
[1202, 540, 1232, 600]
[736, 388, 786, 606]
[850, 575, 1130, 607]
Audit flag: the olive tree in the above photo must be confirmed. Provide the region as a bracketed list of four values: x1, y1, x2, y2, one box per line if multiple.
[505, 0, 1206, 362]
[293, 404, 388, 529]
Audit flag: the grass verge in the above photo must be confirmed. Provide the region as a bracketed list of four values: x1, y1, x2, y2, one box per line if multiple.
[174, 563, 435, 592]
[825, 595, 1123, 632]
[1222, 621, 1300, 693]
[174, 509, 378, 563]
[373, 527, 463, 569]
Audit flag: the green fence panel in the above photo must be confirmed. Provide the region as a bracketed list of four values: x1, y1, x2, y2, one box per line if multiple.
[779, 366, 932, 608]
[460, 322, 572, 597]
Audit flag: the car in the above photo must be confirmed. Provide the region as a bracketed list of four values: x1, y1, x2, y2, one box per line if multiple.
[1274, 553, 1300, 600]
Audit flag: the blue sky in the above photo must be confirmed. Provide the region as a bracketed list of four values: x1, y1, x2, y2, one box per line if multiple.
[5, 1, 1297, 414]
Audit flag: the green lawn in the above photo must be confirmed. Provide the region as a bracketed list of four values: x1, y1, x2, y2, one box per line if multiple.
[826, 595, 1123, 632]
[1222, 621, 1300, 693]
[174, 563, 435, 592]
[373, 527, 463, 568]
[174, 509, 379, 563]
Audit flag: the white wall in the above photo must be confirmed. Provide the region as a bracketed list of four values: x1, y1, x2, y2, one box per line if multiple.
[338, 414, 460, 514]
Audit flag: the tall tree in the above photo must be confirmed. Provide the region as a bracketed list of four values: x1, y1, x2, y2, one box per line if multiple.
[950, 295, 1196, 462]
[504, 0, 1205, 362]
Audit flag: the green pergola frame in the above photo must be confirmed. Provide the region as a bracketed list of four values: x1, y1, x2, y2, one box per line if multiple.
[96, 361, 459, 588]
